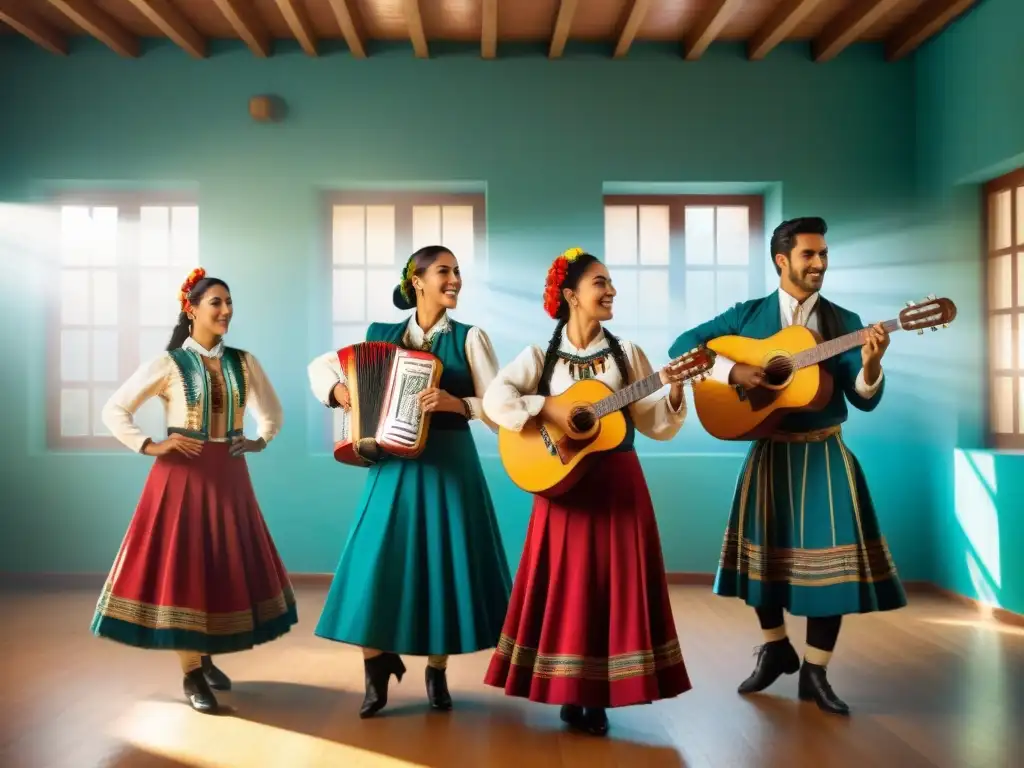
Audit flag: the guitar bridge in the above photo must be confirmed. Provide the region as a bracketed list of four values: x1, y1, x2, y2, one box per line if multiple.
[539, 425, 558, 457]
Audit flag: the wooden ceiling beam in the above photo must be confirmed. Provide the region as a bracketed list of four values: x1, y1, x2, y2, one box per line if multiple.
[482, 0, 497, 59]
[274, 0, 317, 56]
[47, 0, 139, 57]
[884, 0, 977, 62]
[0, 4, 68, 55]
[614, 0, 651, 59]
[125, 0, 205, 58]
[748, 0, 825, 60]
[813, 0, 902, 62]
[211, 0, 271, 57]
[403, 0, 428, 58]
[684, 0, 742, 61]
[325, 0, 366, 58]
[549, 0, 579, 59]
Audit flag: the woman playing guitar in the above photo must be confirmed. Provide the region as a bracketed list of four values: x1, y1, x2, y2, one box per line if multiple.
[481, 248, 693, 737]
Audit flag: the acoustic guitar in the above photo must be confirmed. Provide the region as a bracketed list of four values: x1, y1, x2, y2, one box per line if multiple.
[691, 295, 957, 441]
[497, 346, 716, 498]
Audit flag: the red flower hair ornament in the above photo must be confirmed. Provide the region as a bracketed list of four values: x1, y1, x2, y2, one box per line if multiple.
[178, 267, 206, 314]
[542, 247, 585, 319]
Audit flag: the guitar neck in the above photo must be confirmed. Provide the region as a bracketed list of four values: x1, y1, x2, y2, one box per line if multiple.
[593, 371, 664, 418]
[793, 318, 900, 369]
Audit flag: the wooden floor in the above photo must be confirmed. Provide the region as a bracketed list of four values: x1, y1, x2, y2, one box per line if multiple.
[1, 585, 1021, 768]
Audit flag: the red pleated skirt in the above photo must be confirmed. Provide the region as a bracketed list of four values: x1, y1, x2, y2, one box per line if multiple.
[484, 450, 691, 708]
[91, 442, 298, 653]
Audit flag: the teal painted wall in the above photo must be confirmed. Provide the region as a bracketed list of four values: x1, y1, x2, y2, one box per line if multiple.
[0, 38, 934, 581]
[914, 0, 1024, 615]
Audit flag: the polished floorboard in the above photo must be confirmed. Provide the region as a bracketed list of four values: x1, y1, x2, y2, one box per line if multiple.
[0, 585, 1021, 768]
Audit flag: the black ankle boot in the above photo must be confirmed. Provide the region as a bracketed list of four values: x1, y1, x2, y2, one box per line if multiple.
[183, 668, 219, 714]
[798, 661, 850, 715]
[201, 655, 232, 691]
[560, 704, 585, 729]
[737, 638, 801, 694]
[425, 665, 453, 711]
[582, 707, 609, 736]
[360, 653, 406, 719]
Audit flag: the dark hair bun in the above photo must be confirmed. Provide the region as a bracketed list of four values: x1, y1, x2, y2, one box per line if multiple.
[392, 283, 416, 311]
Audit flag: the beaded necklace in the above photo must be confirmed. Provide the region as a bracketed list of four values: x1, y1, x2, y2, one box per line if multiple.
[556, 348, 611, 380]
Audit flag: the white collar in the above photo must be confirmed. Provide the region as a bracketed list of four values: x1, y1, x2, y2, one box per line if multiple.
[778, 289, 819, 317]
[182, 336, 224, 359]
[560, 324, 608, 355]
[406, 312, 451, 347]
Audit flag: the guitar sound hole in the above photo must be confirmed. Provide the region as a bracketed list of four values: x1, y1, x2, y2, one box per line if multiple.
[569, 406, 597, 433]
[763, 355, 795, 387]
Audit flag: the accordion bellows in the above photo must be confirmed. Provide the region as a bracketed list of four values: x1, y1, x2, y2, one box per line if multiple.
[334, 342, 444, 466]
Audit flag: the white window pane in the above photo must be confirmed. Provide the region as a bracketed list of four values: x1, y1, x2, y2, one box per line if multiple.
[60, 389, 90, 437]
[1017, 187, 1024, 246]
[716, 270, 749, 314]
[91, 270, 118, 326]
[367, 268, 404, 322]
[134, 397, 166, 441]
[638, 206, 670, 266]
[638, 269, 670, 326]
[990, 314, 1013, 370]
[171, 206, 199, 266]
[605, 206, 638, 265]
[992, 375, 1014, 433]
[1018, 315, 1024, 379]
[92, 387, 116, 436]
[990, 253, 1013, 310]
[60, 206, 92, 266]
[60, 269, 89, 325]
[333, 268, 365, 322]
[333, 323, 367, 350]
[61, 329, 89, 382]
[685, 270, 715, 330]
[442, 206, 475, 265]
[92, 329, 119, 382]
[139, 327, 168, 361]
[990, 190, 1012, 250]
[1018, 377, 1024, 434]
[716, 206, 750, 265]
[365, 205, 396, 266]
[612, 269, 639, 327]
[333, 206, 365, 265]
[412, 206, 442, 250]
[140, 206, 170, 266]
[1016, 252, 1024, 308]
[140, 269, 175, 326]
[90, 206, 118, 266]
[684, 207, 715, 265]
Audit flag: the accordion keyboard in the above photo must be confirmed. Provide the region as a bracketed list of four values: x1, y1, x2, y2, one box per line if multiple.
[376, 352, 439, 450]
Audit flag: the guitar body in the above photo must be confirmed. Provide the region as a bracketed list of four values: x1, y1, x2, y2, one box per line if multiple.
[497, 378, 630, 499]
[693, 325, 835, 441]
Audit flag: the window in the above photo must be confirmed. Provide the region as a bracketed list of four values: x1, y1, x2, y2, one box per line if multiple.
[49, 195, 199, 450]
[327, 191, 486, 442]
[985, 168, 1024, 449]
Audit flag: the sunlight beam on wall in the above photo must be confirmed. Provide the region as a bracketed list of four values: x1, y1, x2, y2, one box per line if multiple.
[954, 449, 1002, 596]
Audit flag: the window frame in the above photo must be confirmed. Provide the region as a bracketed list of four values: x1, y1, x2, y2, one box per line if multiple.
[983, 167, 1024, 450]
[322, 190, 487, 448]
[47, 190, 199, 452]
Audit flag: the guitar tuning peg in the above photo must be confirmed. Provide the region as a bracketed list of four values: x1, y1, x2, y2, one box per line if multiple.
[942, 323, 949, 328]
[927, 294, 936, 300]
[906, 300, 916, 307]
[930, 326, 937, 332]
[917, 329, 924, 335]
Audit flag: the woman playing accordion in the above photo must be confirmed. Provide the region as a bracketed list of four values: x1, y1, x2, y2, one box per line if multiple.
[307, 245, 512, 718]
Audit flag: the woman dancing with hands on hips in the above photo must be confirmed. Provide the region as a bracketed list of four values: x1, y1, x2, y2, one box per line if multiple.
[91, 268, 297, 715]
[482, 248, 693, 737]
[307, 245, 512, 718]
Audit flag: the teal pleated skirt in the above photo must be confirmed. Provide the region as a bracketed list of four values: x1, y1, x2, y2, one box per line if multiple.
[713, 428, 907, 617]
[315, 427, 513, 656]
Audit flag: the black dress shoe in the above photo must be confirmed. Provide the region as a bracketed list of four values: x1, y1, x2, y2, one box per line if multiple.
[559, 704, 608, 736]
[560, 704, 585, 728]
[798, 661, 850, 715]
[737, 639, 801, 694]
[201, 655, 232, 691]
[359, 652, 406, 719]
[425, 665, 453, 711]
[183, 668, 219, 714]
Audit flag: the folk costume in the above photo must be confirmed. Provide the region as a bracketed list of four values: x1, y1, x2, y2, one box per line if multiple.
[307, 312, 513, 716]
[668, 288, 906, 715]
[92, 270, 297, 714]
[482, 251, 691, 737]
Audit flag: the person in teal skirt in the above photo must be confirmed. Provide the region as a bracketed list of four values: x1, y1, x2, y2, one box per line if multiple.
[307, 245, 512, 718]
[668, 217, 906, 716]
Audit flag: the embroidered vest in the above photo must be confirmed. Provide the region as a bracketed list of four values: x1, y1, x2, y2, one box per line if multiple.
[165, 346, 248, 440]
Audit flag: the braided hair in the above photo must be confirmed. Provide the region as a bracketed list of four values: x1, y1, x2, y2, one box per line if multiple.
[537, 252, 631, 395]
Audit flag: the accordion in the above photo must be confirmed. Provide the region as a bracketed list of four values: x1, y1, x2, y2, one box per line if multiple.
[333, 342, 444, 467]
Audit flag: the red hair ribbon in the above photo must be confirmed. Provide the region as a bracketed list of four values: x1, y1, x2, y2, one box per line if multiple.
[178, 267, 206, 313]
